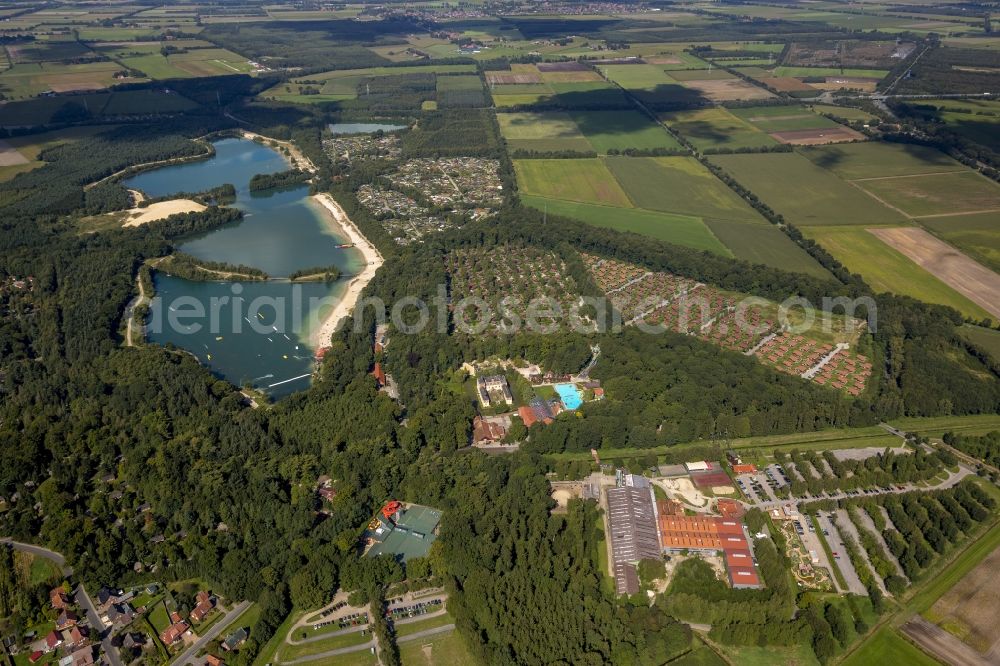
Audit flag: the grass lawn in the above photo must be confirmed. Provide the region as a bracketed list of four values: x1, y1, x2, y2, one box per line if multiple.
[253, 610, 303, 666]
[716, 642, 820, 666]
[147, 598, 171, 633]
[399, 626, 474, 666]
[702, 218, 830, 278]
[857, 171, 1000, 217]
[278, 627, 373, 661]
[888, 414, 1000, 437]
[841, 627, 940, 666]
[809, 104, 879, 122]
[671, 641, 728, 666]
[708, 152, 906, 226]
[801, 226, 994, 320]
[514, 158, 632, 207]
[921, 210, 1000, 273]
[798, 142, 963, 180]
[520, 194, 730, 255]
[394, 612, 454, 638]
[598, 63, 676, 89]
[567, 109, 682, 153]
[959, 325, 1000, 362]
[662, 107, 778, 151]
[605, 156, 764, 222]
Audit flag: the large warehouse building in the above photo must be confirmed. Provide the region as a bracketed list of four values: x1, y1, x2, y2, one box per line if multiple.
[606, 481, 660, 595]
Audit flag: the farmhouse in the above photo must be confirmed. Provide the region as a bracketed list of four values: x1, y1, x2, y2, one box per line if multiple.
[476, 374, 513, 407]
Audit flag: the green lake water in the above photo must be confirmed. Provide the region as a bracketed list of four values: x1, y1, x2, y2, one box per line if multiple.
[129, 138, 364, 398]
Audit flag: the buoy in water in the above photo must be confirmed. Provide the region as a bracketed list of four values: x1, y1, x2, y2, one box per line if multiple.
[216, 336, 223, 341]
[283, 355, 288, 359]
[207, 354, 212, 360]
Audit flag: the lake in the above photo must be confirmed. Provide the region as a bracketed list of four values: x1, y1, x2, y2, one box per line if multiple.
[129, 138, 364, 398]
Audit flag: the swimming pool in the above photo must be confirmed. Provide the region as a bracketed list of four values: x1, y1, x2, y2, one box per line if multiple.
[554, 383, 583, 410]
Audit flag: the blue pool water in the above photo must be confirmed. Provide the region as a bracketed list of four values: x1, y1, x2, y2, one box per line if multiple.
[555, 383, 583, 410]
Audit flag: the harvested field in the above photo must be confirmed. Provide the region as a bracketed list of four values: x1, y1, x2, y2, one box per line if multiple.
[485, 71, 542, 85]
[901, 616, 992, 666]
[925, 545, 1000, 655]
[769, 126, 865, 144]
[680, 78, 774, 101]
[869, 227, 1000, 319]
[663, 107, 777, 151]
[812, 77, 879, 92]
[0, 140, 29, 166]
[761, 77, 817, 92]
[644, 56, 683, 65]
[800, 142, 963, 179]
[922, 211, 1000, 274]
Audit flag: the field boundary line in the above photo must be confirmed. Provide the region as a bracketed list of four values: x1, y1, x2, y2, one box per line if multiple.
[915, 207, 1000, 219]
[846, 180, 912, 218]
[850, 170, 967, 182]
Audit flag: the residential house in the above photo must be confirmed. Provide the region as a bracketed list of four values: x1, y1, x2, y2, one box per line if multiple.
[160, 620, 189, 645]
[55, 610, 78, 631]
[221, 627, 248, 652]
[44, 630, 63, 652]
[64, 626, 88, 649]
[70, 646, 94, 666]
[120, 633, 146, 651]
[472, 415, 507, 445]
[107, 603, 135, 627]
[50, 588, 71, 610]
[206, 656, 224, 666]
[476, 375, 513, 408]
[190, 592, 214, 623]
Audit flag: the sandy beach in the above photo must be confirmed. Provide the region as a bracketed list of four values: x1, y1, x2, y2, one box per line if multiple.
[311, 193, 384, 348]
[122, 199, 206, 227]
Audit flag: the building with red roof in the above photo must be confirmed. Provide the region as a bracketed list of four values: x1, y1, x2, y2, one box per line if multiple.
[160, 620, 189, 645]
[656, 513, 762, 589]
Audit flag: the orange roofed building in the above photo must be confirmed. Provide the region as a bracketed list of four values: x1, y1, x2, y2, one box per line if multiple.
[657, 513, 762, 589]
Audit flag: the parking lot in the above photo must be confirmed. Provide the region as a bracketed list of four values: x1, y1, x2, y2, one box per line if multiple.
[815, 512, 866, 595]
[736, 464, 788, 503]
[386, 597, 444, 624]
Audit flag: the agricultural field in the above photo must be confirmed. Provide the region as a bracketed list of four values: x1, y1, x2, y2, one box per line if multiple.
[923, 545, 1000, 655]
[677, 75, 775, 102]
[868, 227, 1000, 320]
[702, 219, 831, 278]
[841, 627, 939, 666]
[520, 194, 731, 255]
[729, 105, 863, 144]
[568, 109, 682, 153]
[0, 60, 128, 98]
[922, 210, 1000, 274]
[809, 104, 880, 122]
[801, 226, 995, 320]
[859, 170, 1000, 217]
[513, 158, 632, 207]
[604, 156, 764, 222]
[262, 64, 478, 105]
[708, 152, 906, 226]
[497, 111, 593, 153]
[914, 98, 1000, 153]
[0, 126, 111, 181]
[799, 142, 965, 180]
[662, 107, 779, 151]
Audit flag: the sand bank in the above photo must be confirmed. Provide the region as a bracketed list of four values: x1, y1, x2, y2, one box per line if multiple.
[122, 199, 206, 227]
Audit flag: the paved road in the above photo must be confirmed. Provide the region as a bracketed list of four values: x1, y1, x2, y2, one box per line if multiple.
[901, 616, 992, 666]
[76, 584, 123, 666]
[172, 600, 252, 665]
[0, 538, 72, 576]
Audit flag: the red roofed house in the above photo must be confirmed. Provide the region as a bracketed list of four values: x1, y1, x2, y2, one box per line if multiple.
[206, 656, 224, 666]
[518, 405, 538, 428]
[65, 625, 88, 649]
[472, 415, 507, 445]
[28, 651, 44, 663]
[44, 630, 63, 652]
[169, 611, 183, 624]
[190, 593, 214, 623]
[160, 620, 189, 645]
[50, 588, 71, 610]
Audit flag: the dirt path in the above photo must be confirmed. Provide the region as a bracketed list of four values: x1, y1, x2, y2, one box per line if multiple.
[901, 616, 992, 666]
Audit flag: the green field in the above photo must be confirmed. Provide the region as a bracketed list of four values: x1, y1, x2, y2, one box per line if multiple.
[520, 194, 730, 255]
[514, 158, 633, 207]
[605, 156, 764, 222]
[498, 111, 592, 152]
[810, 104, 880, 122]
[959, 325, 1000, 361]
[598, 63, 676, 89]
[730, 105, 840, 132]
[773, 66, 889, 79]
[709, 152, 906, 226]
[399, 626, 474, 666]
[799, 142, 963, 180]
[277, 627, 373, 661]
[841, 627, 940, 666]
[858, 171, 1000, 217]
[703, 218, 830, 278]
[716, 643, 820, 666]
[802, 226, 994, 320]
[888, 414, 1000, 437]
[662, 107, 778, 151]
[567, 109, 683, 153]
